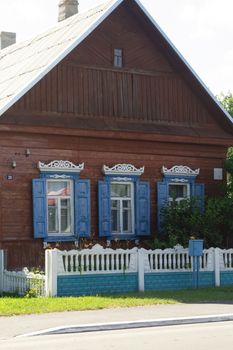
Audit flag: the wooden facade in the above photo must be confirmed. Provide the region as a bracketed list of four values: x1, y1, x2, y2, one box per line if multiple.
[0, 1, 232, 269]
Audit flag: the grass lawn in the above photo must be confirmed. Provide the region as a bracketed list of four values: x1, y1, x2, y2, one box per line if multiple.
[1, 286, 233, 316]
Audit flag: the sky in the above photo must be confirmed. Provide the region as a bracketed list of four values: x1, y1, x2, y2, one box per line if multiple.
[0, 0, 232, 96]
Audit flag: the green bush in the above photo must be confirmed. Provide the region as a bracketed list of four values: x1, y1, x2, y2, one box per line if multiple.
[160, 197, 204, 247]
[159, 195, 233, 249]
[203, 196, 233, 248]
[24, 288, 37, 298]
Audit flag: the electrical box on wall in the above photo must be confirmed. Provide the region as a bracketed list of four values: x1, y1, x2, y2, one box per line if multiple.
[214, 168, 223, 180]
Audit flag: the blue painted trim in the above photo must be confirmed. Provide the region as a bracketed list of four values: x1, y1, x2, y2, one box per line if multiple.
[44, 235, 76, 242]
[33, 172, 90, 242]
[75, 179, 91, 238]
[105, 175, 140, 182]
[135, 181, 150, 236]
[32, 178, 47, 239]
[163, 175, 196, 183]
[40, 172, 80, 180]
[98, 181, 111, 237]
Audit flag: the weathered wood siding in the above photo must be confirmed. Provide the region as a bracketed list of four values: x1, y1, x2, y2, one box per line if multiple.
[0, 129, 226, 269]
[7, 4, 220, 134]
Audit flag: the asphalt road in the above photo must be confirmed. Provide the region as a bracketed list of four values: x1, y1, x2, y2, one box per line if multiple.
[2, 321, 233, 350]
[2, 303, 233, 339]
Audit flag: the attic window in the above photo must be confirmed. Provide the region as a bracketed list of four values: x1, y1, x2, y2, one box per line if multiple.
[114, 48, 123, 68]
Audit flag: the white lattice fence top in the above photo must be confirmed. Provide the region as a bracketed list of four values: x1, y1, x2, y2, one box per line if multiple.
[55, 245, 215, 275]
[221, 249, 233, 270]
[142, 246, 213, 272]
[57, 244, 138, 275]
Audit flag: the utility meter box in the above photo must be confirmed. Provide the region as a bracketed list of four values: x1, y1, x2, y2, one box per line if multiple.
[188, 239, 203, 257]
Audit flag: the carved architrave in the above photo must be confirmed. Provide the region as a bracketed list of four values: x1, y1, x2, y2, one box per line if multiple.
[111, 177, 134, 182]
[48, 174, 71, 179]
[103, 163, 144, 176]
[162, 165, 200, 177]
[38, 160, 84, 173]
[170, 178, 188, 183]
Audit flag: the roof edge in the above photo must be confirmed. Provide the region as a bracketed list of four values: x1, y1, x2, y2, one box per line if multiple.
[0, 0, 123, 117]
[134, 0, 233, 125]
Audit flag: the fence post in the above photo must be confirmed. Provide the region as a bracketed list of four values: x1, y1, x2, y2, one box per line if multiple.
[138, 249, 145, 292]
[45, 249, 58, 297]
[214, 248, 220, 287]
[0, 250, 4, 295]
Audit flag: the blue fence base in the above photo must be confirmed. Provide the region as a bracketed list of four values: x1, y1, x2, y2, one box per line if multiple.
[56, 271, 219, 296]
[57, 273, 138, 296]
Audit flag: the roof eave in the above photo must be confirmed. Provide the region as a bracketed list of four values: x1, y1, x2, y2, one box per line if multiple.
[0, 0, 123, 117]
[133, 0, 233, 126]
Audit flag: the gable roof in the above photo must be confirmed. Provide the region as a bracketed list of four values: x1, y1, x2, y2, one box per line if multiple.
[0, 0, 122, 116]
[0, 0, 232, 129]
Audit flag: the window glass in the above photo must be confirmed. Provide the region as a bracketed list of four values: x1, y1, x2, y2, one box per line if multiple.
[47, 181, 71, 196]
[61, 198, 72, 233]
[48, 198, 58, 233]
[169, 184, 189, 202]
[110, 182, 133, 234]
[47, 180, 73, 235]
[114, 48, 123, 68]
[123, 200, 132, 232]
[111, 183, 131, 197]
[111, 200, 120, 233]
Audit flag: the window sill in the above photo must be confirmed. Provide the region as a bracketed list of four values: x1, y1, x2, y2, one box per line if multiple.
[44, 235, 76, 242]
[108, 234, 136, 240]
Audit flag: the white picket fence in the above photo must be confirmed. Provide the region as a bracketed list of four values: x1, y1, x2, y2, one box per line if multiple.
[52, 244, 214, 275]
[57, 246, 138, 274]
[44, 244, 233, 296]
[1, 245, 233, 296]
[0, 251, 45, 296]
[3, 269, 45, 296]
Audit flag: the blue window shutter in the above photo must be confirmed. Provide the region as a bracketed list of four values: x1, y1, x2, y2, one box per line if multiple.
[75, 179, 91, 238]
[32, 179, 47, 239]
[157, 181, 168, 232]
[194, 183, 205, 213]
[135, 181, 150, 236]
[98, 181, 111, 237]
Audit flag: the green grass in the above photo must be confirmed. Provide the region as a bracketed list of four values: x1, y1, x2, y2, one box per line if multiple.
[1, 286, 233, 316]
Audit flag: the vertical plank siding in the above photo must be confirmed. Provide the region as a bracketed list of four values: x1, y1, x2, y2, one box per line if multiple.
[11, 65, 212, 126]
[8, 4, 214, 128]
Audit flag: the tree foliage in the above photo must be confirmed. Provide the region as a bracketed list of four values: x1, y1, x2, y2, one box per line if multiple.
[218, 91, 233, 117]
[160, 196, 233, 249]
[218, 91, 233, 194]
[155, 92, 233, 249]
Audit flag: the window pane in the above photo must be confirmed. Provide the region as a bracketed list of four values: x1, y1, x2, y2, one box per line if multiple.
[111, 183, 131, 198]
[111, 200, 120, 233]
[47, 181, 70, 196]
[123, 200, 132, 232]
[114, 48, 123, 68]
[169, 184, 188, 199]
[48, 198, 58, 233]
[47, 180, 73, 235]
[60, 198, 72, 233]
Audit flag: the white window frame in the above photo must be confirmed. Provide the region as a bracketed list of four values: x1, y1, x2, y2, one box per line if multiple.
[46, 179, 74, 236]
[168, 183, 190, 203]
[114, 48, 123, 68]
[110, 181, 134, 235]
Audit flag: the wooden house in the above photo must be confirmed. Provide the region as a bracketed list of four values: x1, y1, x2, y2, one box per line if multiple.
[0, 0, 232, 269]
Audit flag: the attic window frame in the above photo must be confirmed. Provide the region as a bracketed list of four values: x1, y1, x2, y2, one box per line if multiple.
[114, 48, 123, 68]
